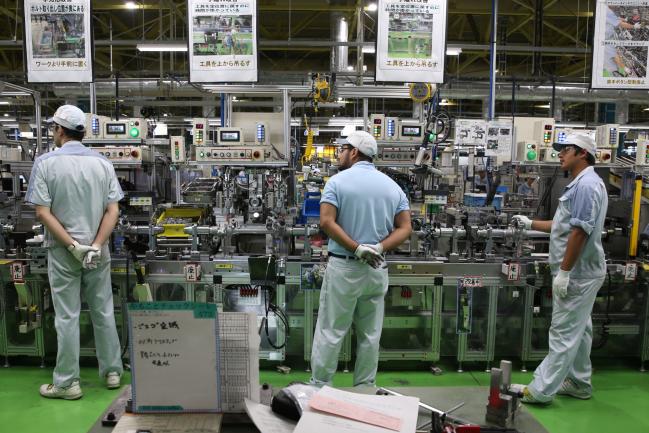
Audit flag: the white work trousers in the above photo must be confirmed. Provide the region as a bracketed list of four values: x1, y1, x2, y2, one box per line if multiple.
[527, 276, 605, 402]
[310, 256, 389, 387]
[48, 245, 123, 387]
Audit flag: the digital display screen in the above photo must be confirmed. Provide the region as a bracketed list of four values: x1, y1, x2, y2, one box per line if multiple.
[220, 131, 240, 142]
[194, 123, 204, 129]
[401, 125, 422, 136]
[105, 123, 126, 135]
[374, 118, 382, 124]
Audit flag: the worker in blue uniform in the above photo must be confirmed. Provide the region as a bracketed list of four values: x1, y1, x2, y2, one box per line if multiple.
[26, 105, 124, 400]
[512, 133, 608, 404]
[310, 130, 411, 387]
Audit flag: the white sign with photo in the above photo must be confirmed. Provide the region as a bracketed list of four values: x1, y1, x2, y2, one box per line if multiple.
[485, 119, 513, 161]
[376, 0, 448, 83]
[592, 0, 649, 89]
[23, 0, 93, 83]
[188, 0, 258, 83]
[454, 119, 487, 147]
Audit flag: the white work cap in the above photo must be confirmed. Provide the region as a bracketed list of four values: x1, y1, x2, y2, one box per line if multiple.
[47, 104, 86, 132]
[336, 130, 378, 158]
[553, 133, 596, 158]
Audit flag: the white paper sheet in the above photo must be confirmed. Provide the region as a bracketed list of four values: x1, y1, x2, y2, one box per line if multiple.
[244, 398, 296, 433]
[293, 386, 419, 433]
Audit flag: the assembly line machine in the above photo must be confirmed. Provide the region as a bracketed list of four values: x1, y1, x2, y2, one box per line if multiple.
[1, 83, 649, 373]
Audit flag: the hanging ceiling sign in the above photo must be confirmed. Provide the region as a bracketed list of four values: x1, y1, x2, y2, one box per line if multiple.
[23, 0, 93, 83]
[592, 0, 649, 89]
[375, 0, 448, 83]
[188, 0, 258, 83]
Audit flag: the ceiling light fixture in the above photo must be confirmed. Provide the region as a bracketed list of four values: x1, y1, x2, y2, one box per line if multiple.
[446, 47, 462, 56]
[366, 3, 378, 12]
[136, 43, 187, 52]
[125, 1, 137, 10]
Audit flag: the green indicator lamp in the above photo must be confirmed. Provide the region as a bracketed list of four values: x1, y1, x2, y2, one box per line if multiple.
[129, 127, 139, 138]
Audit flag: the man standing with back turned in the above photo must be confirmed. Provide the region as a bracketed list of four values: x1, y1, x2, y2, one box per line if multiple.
[26, 105, 124, 400]
[512, 133, 608, 404]
[310, 130, 412, 387]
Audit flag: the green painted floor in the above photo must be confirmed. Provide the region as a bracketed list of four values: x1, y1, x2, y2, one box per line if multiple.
[1, 360, 648, 433]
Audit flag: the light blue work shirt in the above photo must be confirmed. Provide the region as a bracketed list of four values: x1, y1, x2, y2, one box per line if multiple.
[25, 141, 124, 247]
[518, 183, 534, 195]
[320, 161, 409, 256]
[549, 166, 608, 279]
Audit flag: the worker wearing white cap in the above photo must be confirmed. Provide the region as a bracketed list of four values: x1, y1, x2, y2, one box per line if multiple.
[310, 130, 412, 387]
[512, 133, 608, 404]
[26, 105, 124, 399]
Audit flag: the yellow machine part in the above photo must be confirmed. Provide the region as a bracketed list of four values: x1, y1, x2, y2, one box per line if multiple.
[156, 208, 205, 238]
[630, 176, 642, 257]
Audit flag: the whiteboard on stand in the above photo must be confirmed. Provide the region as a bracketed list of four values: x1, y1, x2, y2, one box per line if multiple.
[128, 302, 221, 413]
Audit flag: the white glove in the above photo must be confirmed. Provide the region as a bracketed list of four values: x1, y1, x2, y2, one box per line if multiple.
[552, 269, 570, 298]
[354, 244, 383, 268]
[369, 242, 384, 255]
[67, 241, 99, 265]
[511, 215, 532, 230]
[83, 244, 102, 269]
[634, 22, 642, 29]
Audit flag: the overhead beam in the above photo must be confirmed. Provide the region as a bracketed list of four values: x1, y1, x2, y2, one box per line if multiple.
[467, 15, 482, 44]
[543, 21, 586, 47]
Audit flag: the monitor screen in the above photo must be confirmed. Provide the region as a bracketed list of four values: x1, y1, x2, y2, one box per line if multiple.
[401, 125, 422, 137]
[220, 130, 240, 142]
[105, 123, 126, 135]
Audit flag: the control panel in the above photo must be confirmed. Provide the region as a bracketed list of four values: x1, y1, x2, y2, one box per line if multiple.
[170, 136, 186, 163]
[516, 141, 539, 162]
[370, 114, 386, 140]
[533, 120, 555, 146]
[194, 146, 265, 163]
[376, 147, 419, 163]
[596, 124, 619, 149]
[192, 118, 208, 146]
[540, 147, 560, 162]
[216, 128, 244, 146]
[95, 146, 142, 162]
[595, 149, 613, 164]
[399, 120, 425, 142]
[514, 117, 554, 148]
[636, 141, 649, 166]
[103, 118, 147, 140]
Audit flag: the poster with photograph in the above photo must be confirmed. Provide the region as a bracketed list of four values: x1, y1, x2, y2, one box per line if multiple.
[23, 0, 92, 83]
[485, 119, 513, 161]
[188, 0, 257, 83]
[376, 0, 448, 83]
[454, 119, 487, 147]
[592, 1, 649, 89]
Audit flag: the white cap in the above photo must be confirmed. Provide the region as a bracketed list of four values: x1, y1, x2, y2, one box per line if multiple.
[336, 130, 378, 158]
[47, 105, 86, 132]
[553, 133, 597, 158]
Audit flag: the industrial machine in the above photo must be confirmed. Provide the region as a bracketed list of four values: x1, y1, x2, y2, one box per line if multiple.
[1, 104, 648, 376]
